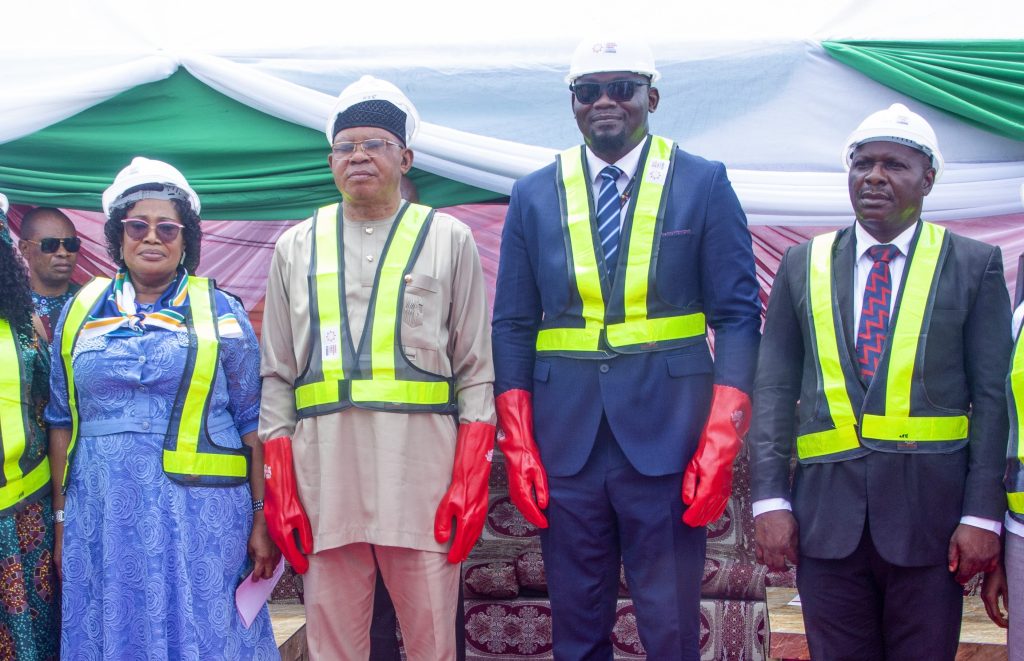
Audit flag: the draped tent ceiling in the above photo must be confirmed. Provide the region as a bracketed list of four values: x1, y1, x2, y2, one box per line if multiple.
[2, 0, 1023, 311]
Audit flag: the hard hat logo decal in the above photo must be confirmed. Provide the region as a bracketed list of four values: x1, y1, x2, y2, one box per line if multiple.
[592, 42, 618, 54]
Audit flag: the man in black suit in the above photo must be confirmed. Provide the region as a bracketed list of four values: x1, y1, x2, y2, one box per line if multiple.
[750, 103, 1011, 660]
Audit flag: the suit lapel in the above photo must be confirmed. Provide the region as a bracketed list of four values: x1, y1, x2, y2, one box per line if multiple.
[833, 226, 858, 363]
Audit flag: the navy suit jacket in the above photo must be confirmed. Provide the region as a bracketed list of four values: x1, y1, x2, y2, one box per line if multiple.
[749, 223, 1011, 565]
[492, 142, 761, 478]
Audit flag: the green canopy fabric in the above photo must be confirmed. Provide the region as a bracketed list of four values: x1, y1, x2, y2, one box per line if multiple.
[823, 40, 1024, 141]
[0, 70, 501, 219]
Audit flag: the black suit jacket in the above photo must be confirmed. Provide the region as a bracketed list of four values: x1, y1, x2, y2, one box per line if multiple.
[749, 222, 1011, 566]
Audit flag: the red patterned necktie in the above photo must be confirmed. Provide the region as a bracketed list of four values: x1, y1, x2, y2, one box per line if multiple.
[856, 244, 900, 381]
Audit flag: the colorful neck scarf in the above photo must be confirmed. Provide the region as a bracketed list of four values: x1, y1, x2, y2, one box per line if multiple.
[78, 268, 241, 340]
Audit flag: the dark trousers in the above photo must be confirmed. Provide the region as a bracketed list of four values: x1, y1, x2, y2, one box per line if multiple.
[540, 416, 706, 661]
[797, 525, 963, 661]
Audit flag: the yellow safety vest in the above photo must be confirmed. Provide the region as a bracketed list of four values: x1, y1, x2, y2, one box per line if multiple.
[0, 320, 50, 514]
[798, 221, 968, 462]
[536, 135, 706, 357]
[293, 202, 456, 419]
[59, 276, 249, 488]
[1005, 321, 1024, 520]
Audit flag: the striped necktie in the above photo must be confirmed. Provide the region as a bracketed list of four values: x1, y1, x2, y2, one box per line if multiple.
[856, 243, 900, 381]
[596, 165, 623, 278]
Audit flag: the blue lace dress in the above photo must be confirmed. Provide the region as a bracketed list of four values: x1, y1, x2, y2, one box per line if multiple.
[46, 293, 279, 660]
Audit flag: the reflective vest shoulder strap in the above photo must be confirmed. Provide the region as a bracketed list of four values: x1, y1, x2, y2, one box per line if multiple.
[312, 203, 346, 382]
[161, 277, 248, 483]
[799, 232, 860, 459]
[59, 277, 112, 488]
[536, 146, 605, 353]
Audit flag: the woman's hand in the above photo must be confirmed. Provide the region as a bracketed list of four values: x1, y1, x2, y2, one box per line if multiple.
[53, 521, 63, 582]
[248, 514, 281, 581]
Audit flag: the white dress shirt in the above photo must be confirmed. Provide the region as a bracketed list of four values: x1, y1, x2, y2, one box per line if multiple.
[754, 220, 1001, 535]
[585, 139, 646, 229]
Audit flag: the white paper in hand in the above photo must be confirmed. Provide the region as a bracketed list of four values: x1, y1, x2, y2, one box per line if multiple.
[235, 556, 286, 628]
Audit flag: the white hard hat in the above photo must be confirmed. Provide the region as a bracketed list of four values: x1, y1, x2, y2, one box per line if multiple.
[325, 75, 420, 147]
[0, 193, 7, 217]
[102, 157, 200, 218]
[566, 38, 660, 84]
[842, 103, 944, 181]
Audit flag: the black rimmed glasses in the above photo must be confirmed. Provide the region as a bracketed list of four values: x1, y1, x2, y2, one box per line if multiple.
[331, 138, 403, 159]
[23, 237, 81, 253]
[570, 79, 649, 105]
[121, 219, 184, 243]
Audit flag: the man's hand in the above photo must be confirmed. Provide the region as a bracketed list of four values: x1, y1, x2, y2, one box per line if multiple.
[434, 421, 495, 563]
[495, 390, 549, 529]
[681, 385, 750, 527]
[981, 563, 1009, 628]
[755, 510, 799, 572]
[947, 524, 1000, 585]
[263, 436, 314, 574]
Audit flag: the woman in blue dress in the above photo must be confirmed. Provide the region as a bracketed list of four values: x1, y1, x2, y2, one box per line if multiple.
[46, 159, 280, 659]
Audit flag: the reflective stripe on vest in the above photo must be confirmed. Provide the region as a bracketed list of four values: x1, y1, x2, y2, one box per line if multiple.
[535, 135, 706, 355]
[1006, 325, 1024, 517]
[798, 222, 967, 461]
[0, 320, 49, 514]
[293, 202, 455, 416]
[800, 232, 861, 459]
[60, 276, 248, 488]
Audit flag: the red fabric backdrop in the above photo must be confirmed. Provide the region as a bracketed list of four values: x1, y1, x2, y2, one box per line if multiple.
[9, 204, 1023, 337]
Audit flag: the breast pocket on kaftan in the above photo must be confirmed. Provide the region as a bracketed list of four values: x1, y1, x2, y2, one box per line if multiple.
[400, 273, 447, 374]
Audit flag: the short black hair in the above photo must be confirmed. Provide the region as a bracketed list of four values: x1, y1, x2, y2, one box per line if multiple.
[0, 226, 34, 332]
[21, 207, 73, 240]
[104, 184, 202, 273]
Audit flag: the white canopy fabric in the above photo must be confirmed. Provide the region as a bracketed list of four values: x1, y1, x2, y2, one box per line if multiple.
[2, 0, 1022, 224]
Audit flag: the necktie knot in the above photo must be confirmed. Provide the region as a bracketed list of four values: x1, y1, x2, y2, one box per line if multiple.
[600, 165, 623, 185]
[867, 244, 899, 264]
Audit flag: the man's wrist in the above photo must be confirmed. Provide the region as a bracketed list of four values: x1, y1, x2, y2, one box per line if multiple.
[960, 515, 1002, 536]
[752, 498, 792, 518]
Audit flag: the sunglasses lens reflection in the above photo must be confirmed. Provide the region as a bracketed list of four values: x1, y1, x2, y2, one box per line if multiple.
[38, 237, 81, 253]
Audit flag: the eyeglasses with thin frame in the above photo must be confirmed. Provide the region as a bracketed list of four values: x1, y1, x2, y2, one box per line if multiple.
[23, 237, 82, 254]
[330, 138, 403, 159]
[570, 79, 649, 105]
[121, 219, 184, 243]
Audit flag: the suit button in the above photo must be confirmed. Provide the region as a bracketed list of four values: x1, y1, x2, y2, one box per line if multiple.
[599, 364, 610, 373]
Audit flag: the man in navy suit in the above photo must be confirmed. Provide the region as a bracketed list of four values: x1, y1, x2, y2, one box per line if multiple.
[491, 37, 761, 660]
[750, 104, 1010, 660]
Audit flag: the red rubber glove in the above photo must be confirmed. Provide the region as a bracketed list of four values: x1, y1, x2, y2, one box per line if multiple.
[681, 385, 751, 527]
[263, 436, 314, 574]
[495, 390, 549, 529]
[434, 421, 495, 563]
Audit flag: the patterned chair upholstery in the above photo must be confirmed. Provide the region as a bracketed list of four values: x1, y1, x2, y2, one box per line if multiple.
[461, 443, 796, 660]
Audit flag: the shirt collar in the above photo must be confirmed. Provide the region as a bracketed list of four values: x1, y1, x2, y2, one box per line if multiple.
[854, 220, 918, 262]
[585, 137, 648, 185]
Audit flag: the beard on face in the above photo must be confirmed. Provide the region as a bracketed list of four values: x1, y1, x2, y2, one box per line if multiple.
[589, 131, 627, 159]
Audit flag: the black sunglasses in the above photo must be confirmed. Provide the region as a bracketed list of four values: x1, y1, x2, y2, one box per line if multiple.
[24, 237, 81, 253]
[570, 79, 649, 105]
